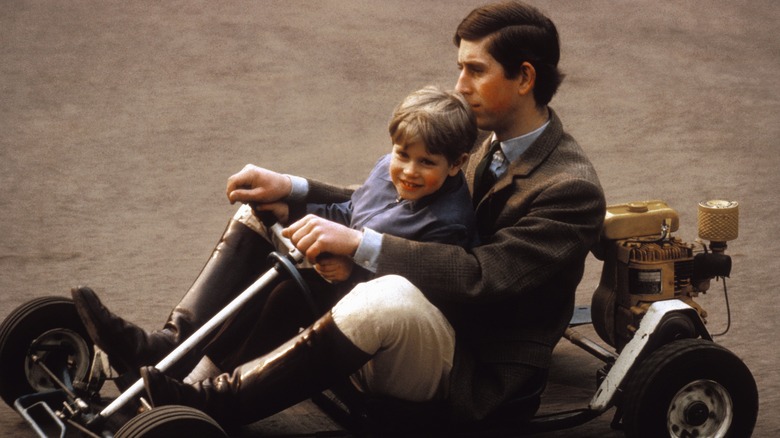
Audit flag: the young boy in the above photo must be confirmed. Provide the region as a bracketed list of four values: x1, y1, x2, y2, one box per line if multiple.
[284, 84, 478, 285]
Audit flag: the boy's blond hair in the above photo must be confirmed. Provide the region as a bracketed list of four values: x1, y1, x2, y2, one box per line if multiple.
[389, 86, 477, 164]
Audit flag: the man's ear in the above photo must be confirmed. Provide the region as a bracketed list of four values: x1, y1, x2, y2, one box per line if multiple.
[448, 153, 470, 176]
[517, 61, 536, 97]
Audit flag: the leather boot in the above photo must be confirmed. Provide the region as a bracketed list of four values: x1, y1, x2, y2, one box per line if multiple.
[141, 312, 371, 426]
[72, 218, 274, 376]
[206, 270, 345, 371]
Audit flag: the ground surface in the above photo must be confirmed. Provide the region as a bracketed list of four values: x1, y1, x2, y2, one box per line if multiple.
[1, 1, 778, 436]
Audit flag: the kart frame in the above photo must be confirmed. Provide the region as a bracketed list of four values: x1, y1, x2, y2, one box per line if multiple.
[1, 215, 759, 437]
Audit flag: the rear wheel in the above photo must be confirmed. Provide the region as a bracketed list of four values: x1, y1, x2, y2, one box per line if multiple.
[114, 405, 228, 438]
[622, 338, 758, 438]
[0, 296, 98, 407]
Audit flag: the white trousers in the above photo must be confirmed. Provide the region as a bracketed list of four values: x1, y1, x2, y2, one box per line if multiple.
[332, 275, 456, 402]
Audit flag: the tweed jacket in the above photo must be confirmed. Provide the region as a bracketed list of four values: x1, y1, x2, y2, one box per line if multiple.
[305, 108, 606, 421]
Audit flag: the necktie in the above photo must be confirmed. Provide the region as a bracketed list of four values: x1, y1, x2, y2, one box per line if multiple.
[472, 140, 503, 206]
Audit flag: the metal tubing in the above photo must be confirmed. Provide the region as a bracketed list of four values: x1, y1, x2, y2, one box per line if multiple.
[97, 266, 282, 418]
[268, 223, 299, 255]
[564, 328, 618, 364]
[96, 221, 304, 420]
[30, 355, 79, 401]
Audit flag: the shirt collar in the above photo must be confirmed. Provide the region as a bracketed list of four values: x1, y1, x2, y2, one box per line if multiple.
[491, 119, 551, 164]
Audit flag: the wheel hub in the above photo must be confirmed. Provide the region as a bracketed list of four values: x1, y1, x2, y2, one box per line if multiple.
[24, 328, 91, 392]
[667, 379, 733, 438]
[684, 400, 709, 426]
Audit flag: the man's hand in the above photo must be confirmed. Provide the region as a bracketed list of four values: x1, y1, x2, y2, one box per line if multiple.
[226, 164, 292, 204]
[252, 202, 290, 225]
[283, 215, 363, 262]
[314, 254, 354, 283]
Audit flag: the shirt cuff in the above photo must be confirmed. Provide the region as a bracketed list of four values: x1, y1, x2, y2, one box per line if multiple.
[353, 228, 382, 273]
[285, 174, 309, 201]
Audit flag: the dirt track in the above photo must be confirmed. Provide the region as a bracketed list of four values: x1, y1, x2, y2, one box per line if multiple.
[1, 1, 778, 436]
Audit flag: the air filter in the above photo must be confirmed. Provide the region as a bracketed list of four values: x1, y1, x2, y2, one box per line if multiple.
[698, 200, 739, 242]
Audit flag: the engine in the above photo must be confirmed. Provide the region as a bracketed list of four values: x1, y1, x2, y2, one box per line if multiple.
[591, 200, 738, 352]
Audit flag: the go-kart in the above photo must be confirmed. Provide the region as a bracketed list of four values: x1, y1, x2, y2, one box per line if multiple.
[0, 200, 759, 437]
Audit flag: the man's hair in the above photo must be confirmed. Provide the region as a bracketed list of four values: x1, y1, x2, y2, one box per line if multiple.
[389, 85, 477, 164]
[454, 1, 564, 107]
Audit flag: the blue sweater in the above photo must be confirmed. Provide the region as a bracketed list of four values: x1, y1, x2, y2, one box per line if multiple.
[307, 154, 476, 249]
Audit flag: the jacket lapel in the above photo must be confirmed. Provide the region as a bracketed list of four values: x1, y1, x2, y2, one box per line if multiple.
[471, 108, 564, 210]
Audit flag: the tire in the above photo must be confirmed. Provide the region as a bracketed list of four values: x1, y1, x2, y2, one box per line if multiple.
[114, 405, 227, 438]
[0, 296, 97, 407]
[622, 338, 758, 438]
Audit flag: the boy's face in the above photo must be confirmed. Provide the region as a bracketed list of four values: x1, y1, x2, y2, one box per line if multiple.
[455, 37, 525, 139]
[389, 141, 463, 201]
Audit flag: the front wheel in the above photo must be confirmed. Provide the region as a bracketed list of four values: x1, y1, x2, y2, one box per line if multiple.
[622, 338, 758, 438]
[0, 296, 98, 407]
[114, 405, 228, 438]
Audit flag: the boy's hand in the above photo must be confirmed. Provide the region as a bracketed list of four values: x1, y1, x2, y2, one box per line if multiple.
[226, 164, 292, 204]
[314, 254, 354, 283]
[283, 215, 362, 263]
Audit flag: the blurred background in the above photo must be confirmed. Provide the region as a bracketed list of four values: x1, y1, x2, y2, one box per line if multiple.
[1, 1, 777, 436]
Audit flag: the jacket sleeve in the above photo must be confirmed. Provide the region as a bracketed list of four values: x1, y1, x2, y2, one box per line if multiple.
[287, 179, 356, 223]
[413, 223, 472, 248]
[375, 177, 605, 306]
[306, 179, 356, 204]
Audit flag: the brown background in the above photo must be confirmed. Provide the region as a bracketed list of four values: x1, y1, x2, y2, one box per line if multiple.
[1, 1, 778, 436]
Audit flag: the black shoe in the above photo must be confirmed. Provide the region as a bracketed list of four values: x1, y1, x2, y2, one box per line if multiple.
[71, 286, 175, 374]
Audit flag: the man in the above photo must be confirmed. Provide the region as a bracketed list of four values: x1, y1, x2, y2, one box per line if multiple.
[277, 1, 607, 421]
[75, 1, 606, 427]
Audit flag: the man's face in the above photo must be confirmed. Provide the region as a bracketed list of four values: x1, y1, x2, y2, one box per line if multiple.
[389, 141, 460, 201]
[456, 38, 524, 139]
